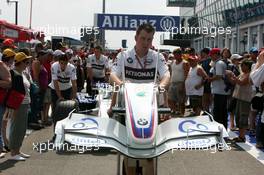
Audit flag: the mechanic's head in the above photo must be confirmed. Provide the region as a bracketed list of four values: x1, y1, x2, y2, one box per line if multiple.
[94, 45, 103, 59]
[58, 54, 69, 71]
[135, 23, 155, 55]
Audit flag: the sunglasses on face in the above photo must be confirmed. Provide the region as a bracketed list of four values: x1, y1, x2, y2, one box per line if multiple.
[23, 60, 30, 65]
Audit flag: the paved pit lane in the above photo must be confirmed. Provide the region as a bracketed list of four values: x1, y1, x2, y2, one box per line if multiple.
[0, 125, 264, 175]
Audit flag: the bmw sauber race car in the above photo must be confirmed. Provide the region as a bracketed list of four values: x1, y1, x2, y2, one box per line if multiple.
[54, 82, 229, 159]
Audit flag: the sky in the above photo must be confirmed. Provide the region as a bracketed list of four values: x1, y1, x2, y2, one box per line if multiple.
[0, 0, 179, 49]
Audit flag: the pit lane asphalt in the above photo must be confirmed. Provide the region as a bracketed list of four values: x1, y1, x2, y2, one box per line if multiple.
[0, 124, 264, 175]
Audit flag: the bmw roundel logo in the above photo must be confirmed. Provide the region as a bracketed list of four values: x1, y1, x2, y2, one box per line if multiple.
[137, 118, 148, 126]
[127, 57, 133, 64]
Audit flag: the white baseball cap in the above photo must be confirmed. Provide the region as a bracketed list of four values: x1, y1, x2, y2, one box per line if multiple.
[65, 49, 73, 55]
[230, 54, 242, 60]
[53, 50, 65, 57]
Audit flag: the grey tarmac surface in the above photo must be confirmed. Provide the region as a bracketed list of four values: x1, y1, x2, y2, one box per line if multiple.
[0, 124, 264, 175]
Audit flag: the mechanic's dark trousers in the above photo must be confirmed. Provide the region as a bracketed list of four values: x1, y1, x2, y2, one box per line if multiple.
[87, 77, 105, 96]
[51, 87, 72, 122]
[213, 94, 228, 129]
[86, 79, 92, 95]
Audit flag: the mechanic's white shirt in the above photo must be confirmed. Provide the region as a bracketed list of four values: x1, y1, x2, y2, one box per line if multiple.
[49, 62, 77, 91]
[0, 52, 2, 61]
[86, 54, 109, 78]
[111, 48, 168, 83]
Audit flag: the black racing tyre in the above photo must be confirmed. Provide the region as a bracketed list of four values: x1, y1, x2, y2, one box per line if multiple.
[53, 100, 78, 127]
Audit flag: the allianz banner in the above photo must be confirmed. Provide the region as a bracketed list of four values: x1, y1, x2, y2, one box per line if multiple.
[95, 13, 180, 32]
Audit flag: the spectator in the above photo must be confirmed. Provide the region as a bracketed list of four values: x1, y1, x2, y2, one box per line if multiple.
[72, 57, 85, 92]
[221, 48, 234, 93]
[1, 49, 15, 153]
[185, 55, 208, 116]
[250, 50, 264, 147]
[249, 47, 259, 63]
[32, 50, 50, 125]
[248, 47, 259, 136]
[199, 48, 212, 113]
[227, 54, 242, 130]
[5, 52, 32, 161]
[2, 39, 17, 51]
[0, 57, 12, 158]
[208, 48, 230, 129]
[56, 42, 67, 52]
[34, 43, 44, 56]
[66, 48, 74, 62]
[253, 82, 264, 149]
[42, 49, 54, 125]
[227, 60, 253, 142]
[168, 48, 189, 116]
[221, 48, 231, 64]
[1, 49, 15, 68]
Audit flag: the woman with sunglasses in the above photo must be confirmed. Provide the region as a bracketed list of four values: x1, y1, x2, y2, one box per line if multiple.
[4, 52, 32, 161]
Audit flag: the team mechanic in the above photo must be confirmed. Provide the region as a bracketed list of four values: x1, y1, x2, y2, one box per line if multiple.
[108, 23, 170, 175]
[86, 45, 110, 95]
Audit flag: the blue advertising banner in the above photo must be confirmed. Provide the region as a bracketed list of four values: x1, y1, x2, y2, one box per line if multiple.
[95, 13, 180, 32]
